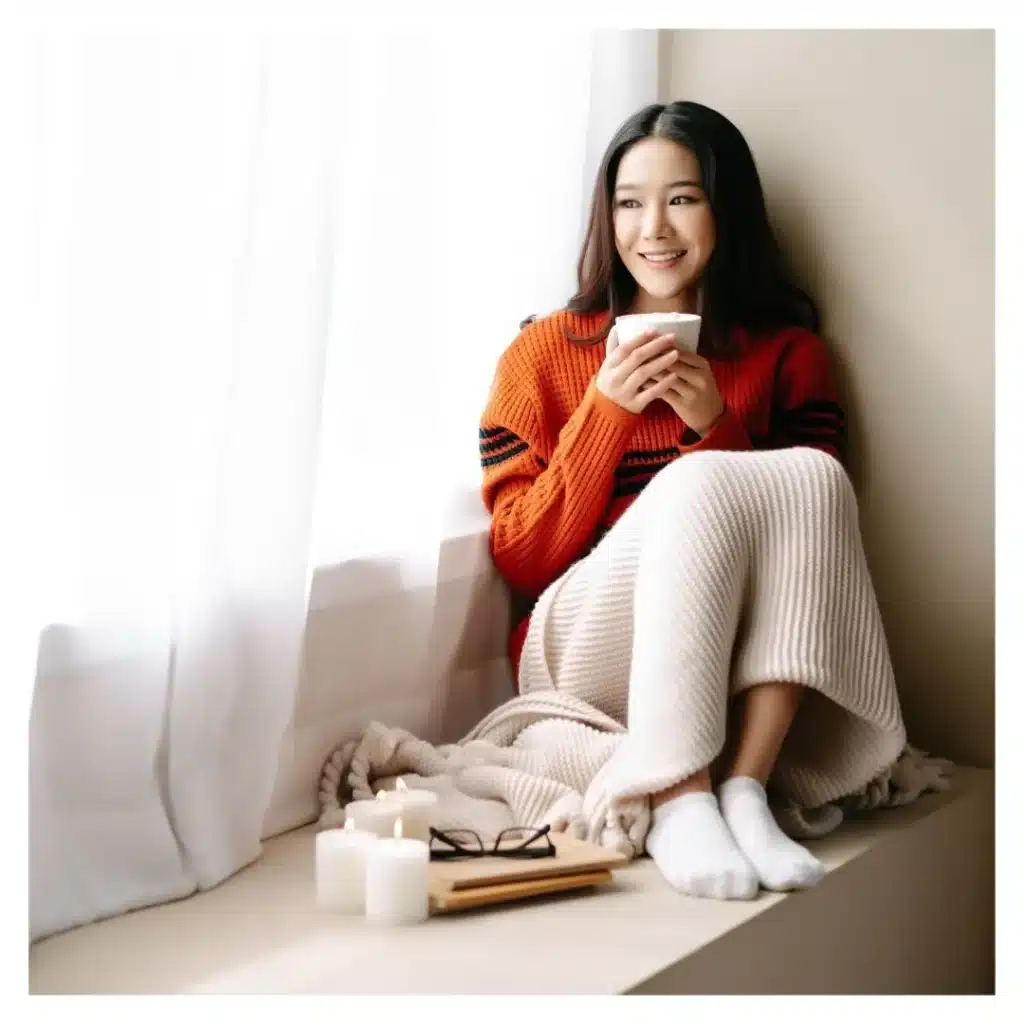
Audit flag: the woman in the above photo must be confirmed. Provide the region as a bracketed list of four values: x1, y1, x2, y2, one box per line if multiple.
[478, 101, 906, 900]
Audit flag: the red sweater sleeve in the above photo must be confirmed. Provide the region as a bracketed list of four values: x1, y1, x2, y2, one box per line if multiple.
[480, 351, 638, 598]
[766, 329, 846, 463]
[672, 328, 845, 462]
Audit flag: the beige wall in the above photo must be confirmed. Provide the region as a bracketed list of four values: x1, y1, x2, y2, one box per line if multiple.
[663, 29, 994, 767]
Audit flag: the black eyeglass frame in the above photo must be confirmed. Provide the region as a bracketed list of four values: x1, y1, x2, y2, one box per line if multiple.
[427, 824, 556, 861]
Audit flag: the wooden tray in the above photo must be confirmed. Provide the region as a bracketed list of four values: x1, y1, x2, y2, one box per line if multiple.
[427, 832, 628, 893]
[429, 868, 613, 914]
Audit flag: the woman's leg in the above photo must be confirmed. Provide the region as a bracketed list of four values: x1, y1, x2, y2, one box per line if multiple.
[647, 683, 825, 896]
[650, 680, 801, 801]
[646, 766, 758, 900]
[646, 721, 757, 901]
[720, 681, 804, 784]
[521, 448, 903, 898]
[715, 682, 827, 891]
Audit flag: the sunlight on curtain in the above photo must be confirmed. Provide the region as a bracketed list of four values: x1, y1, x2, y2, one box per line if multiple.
[309, 28, 594, 568]
[24, 22, 661, 940]
[28, 28, 336, 938]
[261, 27, 663, 839]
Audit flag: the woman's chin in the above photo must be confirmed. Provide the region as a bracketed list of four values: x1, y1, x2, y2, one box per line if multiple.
[637, 277, 698, 305]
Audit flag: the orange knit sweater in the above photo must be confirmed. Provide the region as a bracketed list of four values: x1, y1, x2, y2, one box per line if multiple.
[479, 309, 846, 680]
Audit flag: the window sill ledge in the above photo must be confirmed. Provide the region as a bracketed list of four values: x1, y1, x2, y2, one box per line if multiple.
[29, 767, 994, 993]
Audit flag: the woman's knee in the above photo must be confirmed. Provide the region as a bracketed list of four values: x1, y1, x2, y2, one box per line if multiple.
[651, 451, 736, 505]
[645, 446, 853, 517]
[797, 448, 856, 517]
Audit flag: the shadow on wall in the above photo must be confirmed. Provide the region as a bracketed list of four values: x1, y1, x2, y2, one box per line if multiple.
[764, 171, 994, 772]
[762, 177, 863, 496]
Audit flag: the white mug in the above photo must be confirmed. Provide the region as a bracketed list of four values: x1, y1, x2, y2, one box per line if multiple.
[609, 312, 701, 356]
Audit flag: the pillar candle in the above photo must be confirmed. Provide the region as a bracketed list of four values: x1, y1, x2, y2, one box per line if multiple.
[364, 817, 430, 925]
[344, 786, 439, 842]
[343, 797, 403, 838]
[379, 786, 438, 842]
[315, 820, 378, 913]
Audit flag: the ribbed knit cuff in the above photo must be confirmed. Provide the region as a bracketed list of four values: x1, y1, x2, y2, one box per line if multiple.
[564, 380, 640, 460]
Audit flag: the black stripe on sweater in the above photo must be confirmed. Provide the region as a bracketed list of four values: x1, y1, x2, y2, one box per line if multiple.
[612, 477, 655, 500]
[778, 399, 845, 419]
[479, 430, 521, 454]
[479, 425, 512, 440]
[776, 401, 846, 429]
[616, 462, 668, 480]
[481, 441, 529, 468]
[774, 401, 847, 449]
[622, 446, 679, 463]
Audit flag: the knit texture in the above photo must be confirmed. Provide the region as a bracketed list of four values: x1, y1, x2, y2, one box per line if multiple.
[520, 445, 906, 810]
[314, 309, 954, 856]
[316, 691, 953, 859]
[318, 449, 954, 855]
[480, 308, 847, 673]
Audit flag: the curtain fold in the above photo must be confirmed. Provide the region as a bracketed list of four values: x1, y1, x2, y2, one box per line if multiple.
[27, 25, 662, 942]
[29, 30, 336, 938]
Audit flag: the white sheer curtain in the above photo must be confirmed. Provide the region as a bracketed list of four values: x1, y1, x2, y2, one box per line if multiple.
[309, 28, 660, 567]
[28, 29, 338, 940]
[25, 25, 660, 942]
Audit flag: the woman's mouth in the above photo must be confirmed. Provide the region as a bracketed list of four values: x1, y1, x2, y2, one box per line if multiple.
[640, 250, 685, 270]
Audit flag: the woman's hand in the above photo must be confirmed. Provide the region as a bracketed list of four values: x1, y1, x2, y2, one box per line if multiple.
[596, 330, 682, 414]
[659, 352, 726, 436]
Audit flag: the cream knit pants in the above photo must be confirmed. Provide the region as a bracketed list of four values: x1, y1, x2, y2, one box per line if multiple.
[518, 447, 907, 811]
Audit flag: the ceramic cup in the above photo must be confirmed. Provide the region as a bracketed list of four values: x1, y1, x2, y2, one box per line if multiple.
[611, 312, 702, 355]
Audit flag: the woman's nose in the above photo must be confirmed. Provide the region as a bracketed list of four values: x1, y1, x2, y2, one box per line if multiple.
[641, 203, 667, 238]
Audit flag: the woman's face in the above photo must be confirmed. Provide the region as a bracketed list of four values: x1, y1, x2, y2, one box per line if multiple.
[612, 137, 716, 314]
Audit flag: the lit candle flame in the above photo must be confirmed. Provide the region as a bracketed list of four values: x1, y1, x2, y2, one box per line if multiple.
[375, 789, 388, 802]
[394, 817, 404, 839]
[396, 778, 408, 792]
[344, 818, 354, 832]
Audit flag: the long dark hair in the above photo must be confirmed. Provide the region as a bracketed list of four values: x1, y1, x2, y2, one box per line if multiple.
[565, 101, 820, 355]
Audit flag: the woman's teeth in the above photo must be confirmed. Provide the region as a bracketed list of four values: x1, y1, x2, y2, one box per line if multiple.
[641, 251, 684, 265]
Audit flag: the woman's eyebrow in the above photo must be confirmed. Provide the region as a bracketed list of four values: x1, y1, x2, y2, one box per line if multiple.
[614, 179, 701, 193]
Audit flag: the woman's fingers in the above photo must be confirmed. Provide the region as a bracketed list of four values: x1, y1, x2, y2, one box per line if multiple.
[636, 372, 679, 409]
[623, 347, 680, 394]
[674, 351, 710, 372]
[611, 332, 677, 380]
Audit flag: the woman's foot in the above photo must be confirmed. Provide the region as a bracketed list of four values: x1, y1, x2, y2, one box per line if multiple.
[718, 776, 826, 891]
[646, 791, 759, 900]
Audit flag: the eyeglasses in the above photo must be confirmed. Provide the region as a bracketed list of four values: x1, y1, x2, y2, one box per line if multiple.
[428, 824, 556, 861]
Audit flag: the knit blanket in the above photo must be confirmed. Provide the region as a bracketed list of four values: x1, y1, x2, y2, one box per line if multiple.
[318, 448, 955, 854]
[317, 694, 952, 854]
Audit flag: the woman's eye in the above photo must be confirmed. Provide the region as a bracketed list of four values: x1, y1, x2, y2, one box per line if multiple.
[616, 196, 698, 209]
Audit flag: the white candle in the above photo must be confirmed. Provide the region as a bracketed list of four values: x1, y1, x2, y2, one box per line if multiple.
[383, 781, 439, 843]
[344, 783, 439, 842]
[315, 819, 377, 913]
[343, 794, 404, 838]
[364, 817, 430, 925]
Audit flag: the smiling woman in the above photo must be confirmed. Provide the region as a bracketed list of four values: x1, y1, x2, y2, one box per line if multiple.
[611, 140, 717, 314]
[478, 100, 907, 902]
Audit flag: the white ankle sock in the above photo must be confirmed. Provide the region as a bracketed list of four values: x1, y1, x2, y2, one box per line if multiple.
[646, 791, 759, 900]
[718, 776, 826, 892]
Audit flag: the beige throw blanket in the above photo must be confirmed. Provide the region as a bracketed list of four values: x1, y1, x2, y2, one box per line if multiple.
[319, 448, 955, 854]
[318, 696, 952, 853]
